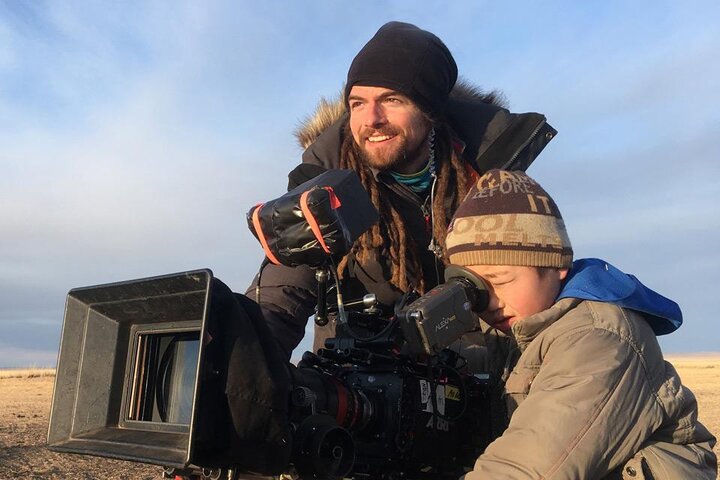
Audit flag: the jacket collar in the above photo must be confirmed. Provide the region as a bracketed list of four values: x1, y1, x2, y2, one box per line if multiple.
[511, 297, 583, 351]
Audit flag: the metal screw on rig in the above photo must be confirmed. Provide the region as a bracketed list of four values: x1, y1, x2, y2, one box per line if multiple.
[342, 293, 378, 312]
[362, 293, 380, 314]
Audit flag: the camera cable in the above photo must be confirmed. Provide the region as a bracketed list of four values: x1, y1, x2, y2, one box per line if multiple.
[326, 259, 401, 344]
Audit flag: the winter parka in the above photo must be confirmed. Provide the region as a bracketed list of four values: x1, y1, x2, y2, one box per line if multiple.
[247, 82, 557, 359]
[464, 260, 717, 479]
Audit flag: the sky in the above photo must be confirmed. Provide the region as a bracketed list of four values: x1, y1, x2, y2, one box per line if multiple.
[1, 1, 719, 367]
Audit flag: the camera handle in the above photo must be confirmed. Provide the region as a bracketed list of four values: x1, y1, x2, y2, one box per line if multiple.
[314, 268, 330, 326]
[313, 263, 355, 329]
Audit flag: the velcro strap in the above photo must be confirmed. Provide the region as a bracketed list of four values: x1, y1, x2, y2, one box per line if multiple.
[300, 190, 331, 254]
[251, 203, 282, 265]
[323, 186, 342, 209]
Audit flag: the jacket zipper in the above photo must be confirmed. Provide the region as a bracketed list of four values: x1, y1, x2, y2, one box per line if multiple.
[384, 178, 434, 235]
[420, 199, 432, 232]
[501, 118, 546, 170]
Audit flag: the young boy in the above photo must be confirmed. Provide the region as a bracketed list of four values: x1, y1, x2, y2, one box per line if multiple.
[445, 169, 717, 479]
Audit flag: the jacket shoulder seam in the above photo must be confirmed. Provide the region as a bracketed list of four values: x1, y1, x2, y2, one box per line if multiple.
[584, 302, 667, 412]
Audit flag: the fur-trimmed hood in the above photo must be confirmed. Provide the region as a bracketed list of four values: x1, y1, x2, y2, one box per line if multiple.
[295, 78, 556, 176]
[295, 79, 507, 150]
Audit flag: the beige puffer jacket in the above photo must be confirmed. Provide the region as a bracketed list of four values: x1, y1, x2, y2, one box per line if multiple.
[463, 297, 717, 479]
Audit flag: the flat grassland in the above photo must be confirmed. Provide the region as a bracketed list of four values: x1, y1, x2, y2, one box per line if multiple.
[0, 369, 158, 479]
[1, 356, 718, 479]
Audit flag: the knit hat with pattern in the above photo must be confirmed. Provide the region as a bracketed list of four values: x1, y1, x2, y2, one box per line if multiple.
[446, 169, 573, 268]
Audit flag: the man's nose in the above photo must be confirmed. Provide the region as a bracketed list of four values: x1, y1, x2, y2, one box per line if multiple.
[363, 102, 387, 128]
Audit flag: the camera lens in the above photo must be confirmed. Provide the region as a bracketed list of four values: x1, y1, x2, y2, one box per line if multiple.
[128, 331, 200, 425]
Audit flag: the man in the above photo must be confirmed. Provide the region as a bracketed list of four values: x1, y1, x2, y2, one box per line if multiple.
[249, 22, 556, 362]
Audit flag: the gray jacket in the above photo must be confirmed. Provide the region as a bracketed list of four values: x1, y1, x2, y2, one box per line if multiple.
[463, 298, 717, 479]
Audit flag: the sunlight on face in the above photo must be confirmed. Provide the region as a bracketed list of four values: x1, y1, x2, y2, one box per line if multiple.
[466, 265, 568, 333]
[347, 85, 431, 174]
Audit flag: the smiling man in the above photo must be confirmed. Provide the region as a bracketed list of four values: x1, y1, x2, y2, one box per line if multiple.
[346, 86, 430, 173]
[249, 21, 556, 361]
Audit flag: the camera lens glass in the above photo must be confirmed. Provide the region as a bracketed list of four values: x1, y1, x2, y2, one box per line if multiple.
[128, 331, 200, 425]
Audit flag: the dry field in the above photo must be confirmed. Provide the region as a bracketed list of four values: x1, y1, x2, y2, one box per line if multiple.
[1, 358, 718, 479]
[0, 370, 158, 479]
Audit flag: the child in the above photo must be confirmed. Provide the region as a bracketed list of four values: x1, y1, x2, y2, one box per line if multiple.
[445, 169, 717, 479]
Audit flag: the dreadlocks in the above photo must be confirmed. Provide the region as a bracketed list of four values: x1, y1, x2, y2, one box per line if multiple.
[336, 119, 472, 293]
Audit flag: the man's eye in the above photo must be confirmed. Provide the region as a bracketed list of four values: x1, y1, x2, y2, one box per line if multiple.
[384, 97, 402, 104]
[349, 101, 363, 110]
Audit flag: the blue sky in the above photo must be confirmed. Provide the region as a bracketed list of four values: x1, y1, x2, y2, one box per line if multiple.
[1, 1, 719, 367]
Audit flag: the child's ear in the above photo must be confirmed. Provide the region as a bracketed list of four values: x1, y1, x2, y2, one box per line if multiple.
[559, 268, 569, 281]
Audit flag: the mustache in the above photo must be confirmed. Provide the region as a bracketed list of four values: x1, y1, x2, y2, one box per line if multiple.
[360, 127, 400, 141]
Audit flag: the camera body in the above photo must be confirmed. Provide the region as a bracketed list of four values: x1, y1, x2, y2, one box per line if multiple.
[289, 342, 496, 479]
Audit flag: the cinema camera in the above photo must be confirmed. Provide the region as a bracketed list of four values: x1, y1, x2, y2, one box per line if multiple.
[48, 170, 501, 480]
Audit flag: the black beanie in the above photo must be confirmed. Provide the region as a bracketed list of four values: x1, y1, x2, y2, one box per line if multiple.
[344, 22, 458, 118]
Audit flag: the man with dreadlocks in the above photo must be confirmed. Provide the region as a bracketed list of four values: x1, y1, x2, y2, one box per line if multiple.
[249, 21, 556, 364]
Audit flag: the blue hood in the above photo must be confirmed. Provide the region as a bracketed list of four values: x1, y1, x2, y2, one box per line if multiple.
[557, 258, 682, 335]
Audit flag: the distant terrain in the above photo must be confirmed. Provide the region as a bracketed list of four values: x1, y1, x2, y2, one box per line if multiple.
[1, 356, 718, 479]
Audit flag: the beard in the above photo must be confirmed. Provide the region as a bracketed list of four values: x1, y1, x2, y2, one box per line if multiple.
[359, 141, 406, 171]
[353, 127, 405, 171]
[354, 127, 427, 172]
